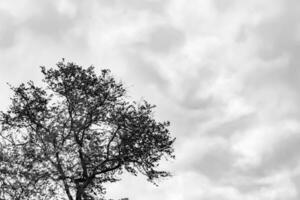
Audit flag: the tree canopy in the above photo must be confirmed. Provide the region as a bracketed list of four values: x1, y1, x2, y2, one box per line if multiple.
[0, 61, 175, 200]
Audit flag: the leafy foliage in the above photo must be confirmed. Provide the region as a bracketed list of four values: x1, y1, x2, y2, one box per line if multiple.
[0, 61, 175, 200]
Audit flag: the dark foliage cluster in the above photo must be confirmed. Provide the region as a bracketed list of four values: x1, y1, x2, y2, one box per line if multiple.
[0, 61, 175, 200]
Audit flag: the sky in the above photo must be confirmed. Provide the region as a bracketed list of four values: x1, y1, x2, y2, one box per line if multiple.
[0, 0, 300, 199]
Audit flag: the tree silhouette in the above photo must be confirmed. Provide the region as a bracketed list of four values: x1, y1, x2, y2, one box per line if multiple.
[0, 61, 175, 200]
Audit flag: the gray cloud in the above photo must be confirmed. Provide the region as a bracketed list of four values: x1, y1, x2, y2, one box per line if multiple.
[213, 0, 236, 12]
[207, 113, 257, 138]
[23, 1, 77, 40]
[97, 0, 169, 13]
[146, 25, 186, 54]
[194, 143, 237, 180]
[243, 133, 300, 178]
[1, 0, 300, 199]
[0, 10, 17, 49]
[255, 1, 300, 61]
[230, 180, 268, 194]
[292, 174, 300, 199]
[183, 95, 215, 110]
[123, 52, 168, 89]
[173, 66, 218, 110]
[250, 0, 300, 94]
[235, 25, 248, 43]
[132, 24, 186, 57]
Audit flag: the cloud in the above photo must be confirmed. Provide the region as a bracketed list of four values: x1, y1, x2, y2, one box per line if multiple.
[207, 113, 257, 138]
[23, 1, 76, 40]
[0, 10, 17, 49]
[142, 24, 186, 55]
[1, 0, 300, 199]
[123, 52, 168, 88]
[97, 0, 169, 13]
[212, 0, 236, 12]
[254, 0, 300, 60]
[238, 130, 300, 177]
[191, 139, 237, 180]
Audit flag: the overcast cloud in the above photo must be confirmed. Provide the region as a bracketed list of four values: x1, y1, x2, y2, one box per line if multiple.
[1, 0, 300, 199]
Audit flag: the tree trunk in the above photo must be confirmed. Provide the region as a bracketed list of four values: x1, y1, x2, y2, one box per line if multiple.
[76, 196, 82, 200]
[76, 190, 82, 200]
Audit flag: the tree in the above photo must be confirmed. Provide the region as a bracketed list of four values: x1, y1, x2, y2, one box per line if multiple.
[0, 61, 175, 200]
